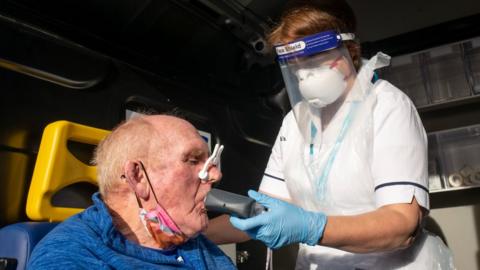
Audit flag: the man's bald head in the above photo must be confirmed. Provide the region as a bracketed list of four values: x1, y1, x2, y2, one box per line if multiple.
[93, 114, 197, 197]
[144, 115, 199, 152]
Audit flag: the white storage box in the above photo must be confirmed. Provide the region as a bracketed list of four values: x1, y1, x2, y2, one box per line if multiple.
[428, 123, 480, 192]
[424, 44, 471, 103]
[464, 37, 480, 94]
[378, 53, 428, 106]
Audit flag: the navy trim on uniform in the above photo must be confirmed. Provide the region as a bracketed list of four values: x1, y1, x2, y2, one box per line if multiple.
[374, 181, 428, 193]
[264, 173, 285, 182]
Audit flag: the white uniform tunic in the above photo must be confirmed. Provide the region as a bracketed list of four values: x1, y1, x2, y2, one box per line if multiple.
[259, 80, 453, 269]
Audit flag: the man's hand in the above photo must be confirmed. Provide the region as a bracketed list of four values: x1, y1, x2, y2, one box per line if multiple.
[229, 190, 327, 249]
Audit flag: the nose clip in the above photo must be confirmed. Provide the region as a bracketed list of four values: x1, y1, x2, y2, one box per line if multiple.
[198, 143, 224, 182]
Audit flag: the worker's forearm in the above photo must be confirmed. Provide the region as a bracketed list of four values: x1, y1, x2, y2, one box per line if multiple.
[319, 202, 422, 253]
[204, 214, 250, 245]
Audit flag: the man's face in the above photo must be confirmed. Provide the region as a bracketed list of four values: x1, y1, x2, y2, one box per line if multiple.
[147, 123, 221, 238]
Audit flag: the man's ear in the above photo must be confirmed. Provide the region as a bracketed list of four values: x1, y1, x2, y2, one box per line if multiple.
[124, 160, 149, 199]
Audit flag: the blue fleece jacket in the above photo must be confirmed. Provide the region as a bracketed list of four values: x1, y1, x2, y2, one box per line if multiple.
[28, 193, 236, 269]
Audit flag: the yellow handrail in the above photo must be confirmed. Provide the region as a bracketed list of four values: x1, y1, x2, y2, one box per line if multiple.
[26, 121, 109, 222]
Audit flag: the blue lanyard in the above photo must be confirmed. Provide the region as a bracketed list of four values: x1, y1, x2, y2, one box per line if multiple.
[311, 101, 359, 199]
[310, 124, 318, 155]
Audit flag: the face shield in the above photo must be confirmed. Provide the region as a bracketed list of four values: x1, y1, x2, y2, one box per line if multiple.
[274, 30, 358, 146]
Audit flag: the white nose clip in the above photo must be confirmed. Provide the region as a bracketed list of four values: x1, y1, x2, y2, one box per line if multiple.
[198, 143, 224, 182]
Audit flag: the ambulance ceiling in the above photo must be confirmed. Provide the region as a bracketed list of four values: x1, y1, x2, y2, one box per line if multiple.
[347, 0, 480, 42]
[0, 0, 479, 94]
[0, 0, 283, 70]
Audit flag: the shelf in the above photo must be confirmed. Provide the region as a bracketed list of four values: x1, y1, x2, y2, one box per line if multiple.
[377, 35, 480, 112]
[430, 184, 480, 194]
[430, 186, 480, 209]
[418, 94, 480, 113]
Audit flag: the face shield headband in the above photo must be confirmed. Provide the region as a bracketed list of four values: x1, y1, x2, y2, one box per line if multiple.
[274, 30, 355, 63]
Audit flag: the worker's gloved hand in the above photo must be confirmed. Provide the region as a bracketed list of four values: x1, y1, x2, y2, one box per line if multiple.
[229, 190, 327, 249]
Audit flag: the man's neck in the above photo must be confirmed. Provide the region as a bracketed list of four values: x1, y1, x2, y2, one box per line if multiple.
[105, 192, 160, 249]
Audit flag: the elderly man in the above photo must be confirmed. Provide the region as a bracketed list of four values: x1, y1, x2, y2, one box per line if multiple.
[28, 115, 236, 269]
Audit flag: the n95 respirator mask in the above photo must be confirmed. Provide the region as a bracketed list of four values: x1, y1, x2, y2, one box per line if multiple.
[296, 66, 347, 108]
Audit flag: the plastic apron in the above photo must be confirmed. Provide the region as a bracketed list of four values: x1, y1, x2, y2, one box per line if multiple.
[281, 54, 455, 269]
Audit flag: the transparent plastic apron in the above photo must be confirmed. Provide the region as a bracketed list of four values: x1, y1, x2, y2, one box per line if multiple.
[282, 53, 454, 270]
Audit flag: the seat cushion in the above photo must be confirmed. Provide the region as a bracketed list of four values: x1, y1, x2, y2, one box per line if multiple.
[0, 222, 58, 270]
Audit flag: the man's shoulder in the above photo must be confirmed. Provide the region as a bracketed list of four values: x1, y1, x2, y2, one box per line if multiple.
[40, 208, 99, 240]
[194, 234, 237, 269]
[195, 234, 226, 254]
[28, 210, 104, 269]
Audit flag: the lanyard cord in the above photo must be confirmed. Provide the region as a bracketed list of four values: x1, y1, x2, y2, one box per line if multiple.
[265, 247, 273, 270]
[310, 122, 318, 155]
[312, 101, 359, 198]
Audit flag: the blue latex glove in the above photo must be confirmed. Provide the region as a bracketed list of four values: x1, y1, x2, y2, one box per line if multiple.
[230, 190, 327, 249]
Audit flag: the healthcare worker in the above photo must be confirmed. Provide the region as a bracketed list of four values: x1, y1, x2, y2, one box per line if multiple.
[206, 1, 455, 269]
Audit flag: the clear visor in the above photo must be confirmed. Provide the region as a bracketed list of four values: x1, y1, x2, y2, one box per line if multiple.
[286, 48, 344, 74]
[279, 45, 359, 146]
[274, 30, 388, 145]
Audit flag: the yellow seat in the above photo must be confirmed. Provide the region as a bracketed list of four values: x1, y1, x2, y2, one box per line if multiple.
[26, 121, 109, 222]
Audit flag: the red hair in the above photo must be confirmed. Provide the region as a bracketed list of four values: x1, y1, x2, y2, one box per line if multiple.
[268, 1, 361, 70]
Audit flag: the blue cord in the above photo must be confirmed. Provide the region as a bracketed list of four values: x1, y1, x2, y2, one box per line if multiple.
[310, 123, 318, 155]
[314, 102, 359, 200]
